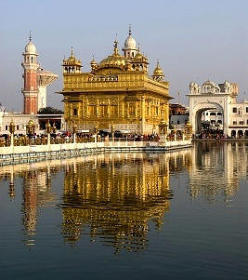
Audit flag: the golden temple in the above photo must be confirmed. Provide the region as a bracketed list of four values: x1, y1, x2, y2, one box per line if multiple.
[59, 27, 171, 134]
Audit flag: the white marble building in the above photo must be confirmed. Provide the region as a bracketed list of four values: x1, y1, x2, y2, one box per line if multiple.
[201, 110, 223, 130]
[0, 107, 65, 135]
[188, 80, 248, 137]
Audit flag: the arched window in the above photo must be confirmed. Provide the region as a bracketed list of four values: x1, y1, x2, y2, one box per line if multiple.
[238, 130, 243, 136]
[231, 130, 236, 137]
[73, 108, 78, 116]
[31, 57, 33, 63]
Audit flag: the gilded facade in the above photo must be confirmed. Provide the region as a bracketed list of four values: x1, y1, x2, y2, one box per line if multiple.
[59, 28, 171, 134]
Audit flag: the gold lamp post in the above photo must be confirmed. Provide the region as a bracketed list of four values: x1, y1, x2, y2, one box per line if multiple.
[94, 124, 99, 143]
[9, 120, 15, 147]
[185, 121, 193, 139]
[26, 120, 35, 136]
[46, 121, 52, 145]
[72, 122, 77, 143]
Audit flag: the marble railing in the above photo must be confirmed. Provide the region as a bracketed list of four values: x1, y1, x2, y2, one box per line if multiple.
[0, 139, 192, 157]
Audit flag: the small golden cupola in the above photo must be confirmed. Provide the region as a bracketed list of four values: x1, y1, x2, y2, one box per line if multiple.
[62, 47, 82, 74]
[129, 46, 149, 72]
[98, 40, 127, 70]
[152, 61, 164, 81]
[90, 55, 98, 72]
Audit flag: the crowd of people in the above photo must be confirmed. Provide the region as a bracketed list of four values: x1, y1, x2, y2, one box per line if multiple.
[0, 130, 188, 147]
[193, 129, 248, 140]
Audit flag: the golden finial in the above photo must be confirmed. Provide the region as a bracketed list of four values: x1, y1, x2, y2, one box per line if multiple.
[70, 46, 74, 57]
[91, 54, 96, 64]
[113, 38, 119, 56]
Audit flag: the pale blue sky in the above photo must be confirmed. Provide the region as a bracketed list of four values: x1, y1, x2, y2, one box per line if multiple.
[0, 0, 247, 111]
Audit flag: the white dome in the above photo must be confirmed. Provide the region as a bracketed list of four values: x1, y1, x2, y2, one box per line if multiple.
[25, 41, 37, 54]
[124, 35, 137, 50]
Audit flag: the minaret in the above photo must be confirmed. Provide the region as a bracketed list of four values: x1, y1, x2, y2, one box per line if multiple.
[22, 34, 39, 114]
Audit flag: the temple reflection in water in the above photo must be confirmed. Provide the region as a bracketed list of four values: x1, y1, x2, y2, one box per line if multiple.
[0, 142, 247, 251]
[62, 153, 173, 253]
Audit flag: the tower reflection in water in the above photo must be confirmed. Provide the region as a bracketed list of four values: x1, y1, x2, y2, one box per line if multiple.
[0, 162, 60, 246]
[22, 166, 57, 246]
[61, 153, 174, 253]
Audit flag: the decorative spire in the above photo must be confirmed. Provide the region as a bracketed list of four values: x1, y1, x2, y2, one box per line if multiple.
[113, 39, 119, 55]
[28, 31, 32, 42]
[91, 54, 96, 64]
[70, 46, 74, 57]
[129, 24, 132, 36]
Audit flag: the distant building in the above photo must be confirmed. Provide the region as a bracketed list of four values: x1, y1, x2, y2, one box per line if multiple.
[169, 103, 189, 130]
[201, 110, 223, 130]
[169, 103, 188, 115]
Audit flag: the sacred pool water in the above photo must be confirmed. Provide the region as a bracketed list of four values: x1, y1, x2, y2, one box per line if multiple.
[0, 142, 247, 279]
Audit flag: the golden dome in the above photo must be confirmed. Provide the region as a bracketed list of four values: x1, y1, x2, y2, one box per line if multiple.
[63, 48, 82, 66]
[135, 52, 143, 60]
[153, 61, 164, 77]
[100, 55, 126, 68]
[99, 40, 127, 69]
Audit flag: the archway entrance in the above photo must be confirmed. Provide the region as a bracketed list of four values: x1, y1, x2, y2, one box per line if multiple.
[188, 81, 232, 136]
[192, 103, 224, 137]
